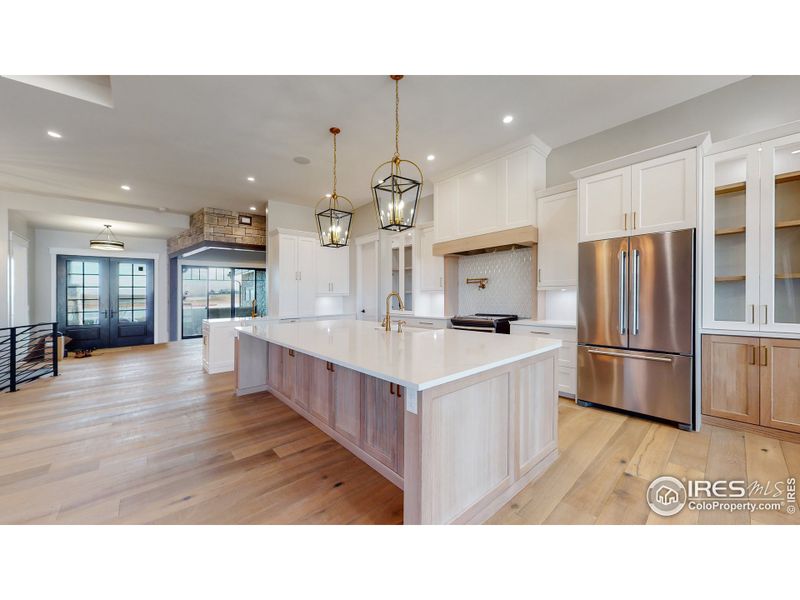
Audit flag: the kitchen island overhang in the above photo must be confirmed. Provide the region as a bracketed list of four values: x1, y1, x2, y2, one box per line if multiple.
[234, 319, 561, 524]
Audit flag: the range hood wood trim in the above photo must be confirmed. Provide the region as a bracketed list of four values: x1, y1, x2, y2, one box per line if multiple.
[432, 226, 538, 257]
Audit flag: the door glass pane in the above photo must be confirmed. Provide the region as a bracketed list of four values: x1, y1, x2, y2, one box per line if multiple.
[713, 156, 747, 322]
[773, 143, 800, 325]
[182, 266, 208, 337]
[403, 243, 413, 311]
[208, 268, 232, 319]
[65, 259, 103, 326]
[234, 269, 258, 317]
[116, 262, 148, 326]
[391, 247, 400, 297]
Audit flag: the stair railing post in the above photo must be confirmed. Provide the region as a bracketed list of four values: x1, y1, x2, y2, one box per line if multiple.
[9, 326, 17, 393]
[52, 323, 59, 377]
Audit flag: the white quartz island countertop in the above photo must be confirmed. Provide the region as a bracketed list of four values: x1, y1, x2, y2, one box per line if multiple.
[236, 318, 560, 393]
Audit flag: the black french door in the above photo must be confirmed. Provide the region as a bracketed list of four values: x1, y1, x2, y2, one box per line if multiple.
[57, 255, 155, 350]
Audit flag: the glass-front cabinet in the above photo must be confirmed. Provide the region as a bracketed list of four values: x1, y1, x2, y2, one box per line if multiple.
[760, 133, 800, 333]
[703, 132, 800, 334]
[390, 232, 414, 312]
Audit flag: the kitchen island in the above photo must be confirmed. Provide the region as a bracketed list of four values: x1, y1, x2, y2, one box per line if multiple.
[234, 319, 561, 524]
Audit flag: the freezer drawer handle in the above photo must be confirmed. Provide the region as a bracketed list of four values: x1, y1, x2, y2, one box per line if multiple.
[587, 349, 673, 363]
[619, 250, 627, 335]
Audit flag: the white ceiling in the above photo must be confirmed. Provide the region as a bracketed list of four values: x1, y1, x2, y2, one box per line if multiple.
[0, 75, 746, 215]
[12, 209, 185, 238]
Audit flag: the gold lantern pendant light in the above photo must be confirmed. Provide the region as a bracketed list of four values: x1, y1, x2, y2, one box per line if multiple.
[315, 127, 354, 248]
[371, 75, 423, 232]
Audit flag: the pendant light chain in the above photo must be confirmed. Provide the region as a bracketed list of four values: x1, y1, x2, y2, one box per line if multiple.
[332, 130, 338, 208]
[394, 77, 400, 159]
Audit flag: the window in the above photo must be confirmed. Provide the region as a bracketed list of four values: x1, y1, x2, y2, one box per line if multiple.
[181, 266, 267, 338]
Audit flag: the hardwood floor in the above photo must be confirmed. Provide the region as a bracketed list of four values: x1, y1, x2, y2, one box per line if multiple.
[1, 340, 797, 524]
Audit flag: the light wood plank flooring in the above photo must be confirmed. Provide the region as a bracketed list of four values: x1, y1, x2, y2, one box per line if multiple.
[1, 340, 797, 524]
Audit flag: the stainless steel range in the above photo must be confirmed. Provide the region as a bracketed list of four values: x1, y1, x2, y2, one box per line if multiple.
[450, 313, 518, 334]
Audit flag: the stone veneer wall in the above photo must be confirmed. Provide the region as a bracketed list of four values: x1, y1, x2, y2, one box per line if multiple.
[168, 208, 266, 254]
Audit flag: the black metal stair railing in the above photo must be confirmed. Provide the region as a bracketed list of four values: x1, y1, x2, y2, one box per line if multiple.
[0, 323, 60, 392]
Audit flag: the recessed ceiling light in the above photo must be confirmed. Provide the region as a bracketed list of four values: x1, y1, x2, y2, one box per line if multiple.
[758, 147, 763, 152]
[47, 130, 62, 138]
[120, 185, 131, 191]
[791, 149, 800, 155]
[427, 154, 435, 161]
[158, 207, 167, 212]
[249, 206, 257, 211]
[502, 115, 514, 124]
[293, 156, 311, 165]
[246, 176, 255, 182]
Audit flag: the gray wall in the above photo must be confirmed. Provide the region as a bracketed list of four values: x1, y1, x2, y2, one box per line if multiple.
[547, 76, 800, 185]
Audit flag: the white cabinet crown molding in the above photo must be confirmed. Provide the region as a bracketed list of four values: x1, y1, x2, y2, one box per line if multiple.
[270, 227, 318, 239]
[535, 181, 577, 199]
[430, 133, 551, 184]
[569, 132, 710, 180]
[706, 119, 800, 156]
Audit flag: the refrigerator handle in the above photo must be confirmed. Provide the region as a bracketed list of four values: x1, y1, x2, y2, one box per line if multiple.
[619, 250, 627, 335]
[632, 249, 640, 336]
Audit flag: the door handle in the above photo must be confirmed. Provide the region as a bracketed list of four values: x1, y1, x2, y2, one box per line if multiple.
[619, 250, 627, 335]
[587, 348, 673, 363]
[632, 249, 640, 336]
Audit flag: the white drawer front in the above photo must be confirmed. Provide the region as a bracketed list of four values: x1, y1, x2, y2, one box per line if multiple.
[510, 325, 577, 342]
[406, 318, 449, 329]
[558, 366, 576, 397]
[558, 341, 577, 369]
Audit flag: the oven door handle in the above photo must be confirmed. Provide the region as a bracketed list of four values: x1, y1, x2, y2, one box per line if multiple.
[452, 325, 494, 332]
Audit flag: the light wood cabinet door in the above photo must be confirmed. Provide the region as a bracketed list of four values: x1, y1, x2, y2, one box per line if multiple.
[281, 347, 297, 402]
[578, 166, 631, 242]
[267, 342, 283, 394]
[537, 189, 577, 288]
[295, 353, 333, 423]
[759, 338, 800, 433]
[630, 148, 697, 234]
[701, 335, 760, 424]
[332, 364, 363, 445]
[362, 375, 404, 474]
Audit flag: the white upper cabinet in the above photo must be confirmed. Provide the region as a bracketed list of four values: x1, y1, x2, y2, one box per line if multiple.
[577, 146, 699, 242]
[537, 187, 578, 289]
[297, 237, 317, 315]
[418, 224, 444, 292]
[702, 130, 800, 335]
[270, 231, 317, 318]
[631, 148, 697, 234]
[433, 140, 548, 243]
[578, 167, 630, 242]
[316, 245, 350, 296]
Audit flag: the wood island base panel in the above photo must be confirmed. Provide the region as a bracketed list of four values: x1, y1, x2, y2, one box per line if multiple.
[234, 320, 561, 525]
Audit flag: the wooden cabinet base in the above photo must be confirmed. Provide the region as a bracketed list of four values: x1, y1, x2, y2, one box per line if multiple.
[702, 414, 800, 445]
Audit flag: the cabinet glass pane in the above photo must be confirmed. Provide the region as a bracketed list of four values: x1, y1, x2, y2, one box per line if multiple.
[772, 143, 800, 325]
[391, 247, 400, 295]
[713, 156, 747, 322]
[403, 243, 413, 311]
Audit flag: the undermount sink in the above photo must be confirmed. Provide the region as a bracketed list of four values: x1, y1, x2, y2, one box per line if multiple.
[373, 326, 430, 334]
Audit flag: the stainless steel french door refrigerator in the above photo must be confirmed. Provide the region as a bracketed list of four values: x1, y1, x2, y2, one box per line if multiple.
[577, 229, 695, 429]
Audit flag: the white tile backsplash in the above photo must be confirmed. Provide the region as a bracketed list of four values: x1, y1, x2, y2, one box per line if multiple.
[458, 248, 533, 317]
[544, 288, 577, 321]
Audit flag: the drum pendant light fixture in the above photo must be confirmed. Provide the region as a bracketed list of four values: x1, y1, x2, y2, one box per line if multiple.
[371, 75, 423, 232]
[315, 127, 353, 248]
[89, 224, 125, 251]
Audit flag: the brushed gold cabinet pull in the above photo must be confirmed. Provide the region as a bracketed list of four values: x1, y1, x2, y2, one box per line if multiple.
[633, 211, 637, 229]
[396, 386, 402, 399]
[389, 382, 395, 395]
[288, 349, 295, 357]
[538, 268, 542, 283]
[749, 345, 756, 365]
[624, 213, 628, 230]
[761, 346, 768, 367]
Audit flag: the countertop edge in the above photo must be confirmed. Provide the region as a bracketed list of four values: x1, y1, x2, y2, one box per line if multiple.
[236, 327, 561, 392]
